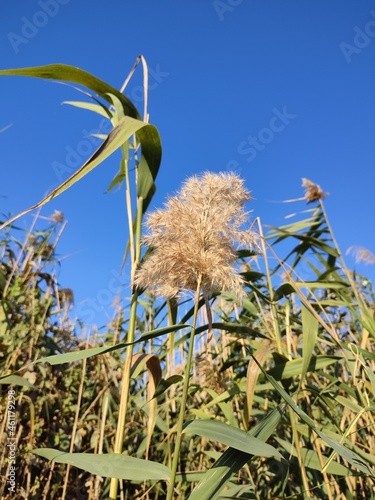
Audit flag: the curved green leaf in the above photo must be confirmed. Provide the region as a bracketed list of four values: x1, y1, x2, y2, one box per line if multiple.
[0, 115, 158, 230]
[36, 324, 187, 365]
[31, 448, 170, 481]
[152, 375, 184, 400]
[0, 62, 161, 229]
[63, 100, 111, 118]
[183, 420, 281, 458]
[188, 406, 285, 500]
[0, 374, 35, 387]
[0, 64, 139, 117]
[300, 305, 319, 385]
[265, 355, 341, 381]
[257, 364, 375, 478]
[276, 437, 353, 476]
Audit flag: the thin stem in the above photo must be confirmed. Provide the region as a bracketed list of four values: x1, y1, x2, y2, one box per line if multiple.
[62, 355, 88, 500]
[109, 166, 143, 500]
[166, 278, 202, 500]
[109, 292, 138, 500]
[289, 407, 312, 497]
[257, 219, 283, 354]
[166, 299, 177, 470]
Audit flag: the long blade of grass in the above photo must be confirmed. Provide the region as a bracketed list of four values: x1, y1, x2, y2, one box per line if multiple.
[35, 324, 187, 365]
[300, 304, 319, 386]
[265, 355, 341, 381]
[31, 448, 170, 481]
[0, 64, 139, 117]
[276, 437, 353, 476]
[187, 406, 286, 500]
[183, 419, 281, 458]
[0, 116, 157, 230]
[0, 374, 35, 387]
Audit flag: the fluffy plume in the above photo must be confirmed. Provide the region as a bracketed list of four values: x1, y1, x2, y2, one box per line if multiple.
[134, 172, 258, 300]
[347, 246, 375, 266]
[51, 210, 64, 223]
[302, 178, 328, 203]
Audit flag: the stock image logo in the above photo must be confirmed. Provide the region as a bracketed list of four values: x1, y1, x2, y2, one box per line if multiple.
[340, 10, 375, 63]
[226, 106, 296, 170]
[7, 0, 71, 54]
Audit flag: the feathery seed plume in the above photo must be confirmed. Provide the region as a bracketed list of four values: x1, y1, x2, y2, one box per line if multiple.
[134, 172, 258, 300]
[302, 178, 328, 203]
[347, 246, 375, 266]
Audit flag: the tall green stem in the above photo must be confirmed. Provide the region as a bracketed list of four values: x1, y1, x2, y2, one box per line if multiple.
[109, 293, 138, 499]
[166, 278, 202, 500]
[109, 153, 143, 498]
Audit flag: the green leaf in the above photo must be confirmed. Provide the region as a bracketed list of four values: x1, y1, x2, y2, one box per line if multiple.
[194, 322, 268, 340]
[0, 115, 157, 230]
[0, 64, 139, 117]
[0, 374, 35, 388]
[273, 283, 295, 301]
[276, 437, 352, 476]
[31, 448, 170, 481]
[183, 420, 281, 458]
[37, 324, 187, 365]
[257, 363, 375, 478]
[300, 305, 319, 385]
[197, 382, 246, 411]
[265, 355, 341, 381]
[274, 281, 349, 301]
[0, 63, 161, 230]
[63, 100, 111, 118]
[188, 406, 286, 500]
[152, 375, 184, 400]
[295, 281, 349, 290]
[268, 226, 339, 257]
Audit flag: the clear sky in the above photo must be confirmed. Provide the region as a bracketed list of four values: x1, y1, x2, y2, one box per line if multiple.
[1, 1, 374, 329]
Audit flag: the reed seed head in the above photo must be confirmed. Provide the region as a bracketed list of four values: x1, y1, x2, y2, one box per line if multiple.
[134, 172, 258, 300]
[51, 210, 65, 223]
[302, 178, 328, 203]
[347, 246, 375, 266]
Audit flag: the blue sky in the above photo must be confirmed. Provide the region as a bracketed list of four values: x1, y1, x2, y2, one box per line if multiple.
[1, 1, 374, 329]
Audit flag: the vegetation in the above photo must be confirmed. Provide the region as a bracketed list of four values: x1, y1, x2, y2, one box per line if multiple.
[0, 60, 374, 499]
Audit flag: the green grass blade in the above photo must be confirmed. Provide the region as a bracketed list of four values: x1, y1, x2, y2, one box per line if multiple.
[63, 100, 111, 118]
[31, 448, 170, 481]
[0, 63, 139, 118]
[188, 406, 285, 500]
[0, 374, 35, 387]
[0, 63, 162, 229]
[300, 305, 319, 385]
[183, 419, 282, 458]
[0, 116, 157, 230]
[258, 365, 375, 478]
[265, 355, 341, 381]
[276, 437, 353, 476]
[36, 324, 187, 365]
